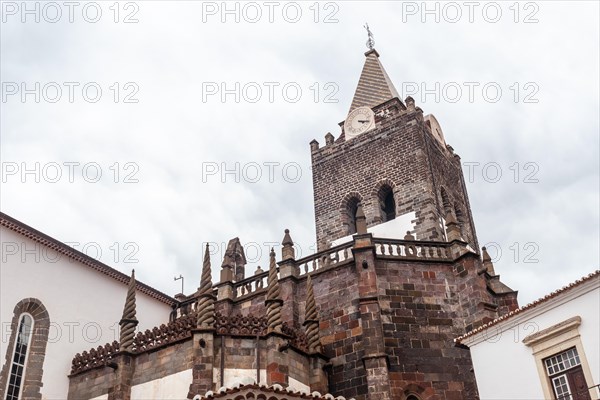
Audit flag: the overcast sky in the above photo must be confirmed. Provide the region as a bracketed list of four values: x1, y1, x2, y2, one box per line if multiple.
[1, 1, 598, 306]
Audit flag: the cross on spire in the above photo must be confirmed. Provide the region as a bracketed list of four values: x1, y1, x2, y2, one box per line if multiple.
[364, 23, 375, 50]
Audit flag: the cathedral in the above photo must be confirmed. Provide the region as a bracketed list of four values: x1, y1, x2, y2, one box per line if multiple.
[1, 42, 519, 400]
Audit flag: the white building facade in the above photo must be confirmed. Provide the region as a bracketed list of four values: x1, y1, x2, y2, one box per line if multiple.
[458, 271, 600, 400]
[0, 212, 175, 400]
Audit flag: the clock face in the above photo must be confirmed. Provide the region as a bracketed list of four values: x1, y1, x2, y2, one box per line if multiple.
[344, 106, 375, 140]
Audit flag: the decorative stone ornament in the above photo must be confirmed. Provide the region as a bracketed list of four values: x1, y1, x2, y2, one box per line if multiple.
[119, 269, 138, 352]
[265, 248, 283, 333]
[197, 243, 216, 329]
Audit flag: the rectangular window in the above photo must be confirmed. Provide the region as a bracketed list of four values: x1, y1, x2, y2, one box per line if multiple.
[543, 348, 591, 400]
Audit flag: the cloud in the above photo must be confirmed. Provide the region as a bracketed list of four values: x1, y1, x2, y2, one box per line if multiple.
[1, 1, 598, 306]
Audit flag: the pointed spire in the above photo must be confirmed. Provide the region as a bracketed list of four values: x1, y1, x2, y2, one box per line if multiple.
[481, 247, 496, 276]
[445, 210, 463, 242]
[303, 275, 321, 353]
[265, 248, 283, 333]
[281, 229, 295, 261]
[197, 243, 216, 329]
[119, 269, 138, 352]
[355, 203, 367, 235]
[348, 48, 399, 113]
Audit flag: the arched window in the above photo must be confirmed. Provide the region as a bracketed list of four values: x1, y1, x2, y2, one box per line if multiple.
[5, 314, 33, 400]
[0, 299, 49, 400]
[346, 197, 361, 235]
[406, 395, 420, 400]
[378, 185, 396, 222]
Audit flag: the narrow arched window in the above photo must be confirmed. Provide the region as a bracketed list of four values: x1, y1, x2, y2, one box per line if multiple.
[5, 314, 33, 400]
[346, 197, 360, 235]
[406, 396, 420, 400]
[378, 185, 396, 222]
[1, 298, 49, 400]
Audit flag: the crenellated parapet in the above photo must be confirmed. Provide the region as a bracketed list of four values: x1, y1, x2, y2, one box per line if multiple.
[68, 230, 516, 400]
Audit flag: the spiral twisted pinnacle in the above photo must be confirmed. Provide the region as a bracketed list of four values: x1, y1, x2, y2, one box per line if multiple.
[197, 244, 215, 329]
[266, 248, 282, 333]
[120, 269, 138, 351]
[304, 275, 321, 353]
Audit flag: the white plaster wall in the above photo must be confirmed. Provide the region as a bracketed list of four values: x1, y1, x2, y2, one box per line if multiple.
[331, 211, 416, 246]
[214, 368, 266, 388]
[0, 226, 173, 400]
[130, 369, 192, 400]
[468, 284, 600, 400]
[288, 377, 310, 394]
[89, 394, 108, 400]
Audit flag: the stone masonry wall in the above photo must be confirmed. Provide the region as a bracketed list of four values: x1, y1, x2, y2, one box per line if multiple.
[422, 123, 479, 249]
[68, 340, 194, 400]
[132, 340, 194, 386]
[312, 100, 448, 251]
[214, 243, 515, 400]
[68, 362, 116, 400]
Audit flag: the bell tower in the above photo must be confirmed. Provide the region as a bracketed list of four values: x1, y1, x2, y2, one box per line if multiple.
[310, 41, 478, 251]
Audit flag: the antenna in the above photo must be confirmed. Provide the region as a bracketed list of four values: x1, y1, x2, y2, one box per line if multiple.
[174, 274, 184, 294]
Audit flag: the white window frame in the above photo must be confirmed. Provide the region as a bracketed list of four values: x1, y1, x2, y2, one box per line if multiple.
[4, 313, 34, 400]
[523, 316, 595, 400]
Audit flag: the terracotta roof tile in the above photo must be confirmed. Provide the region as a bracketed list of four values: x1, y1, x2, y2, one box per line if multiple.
[455, 270, 599, 343]
[196, 383, 354, 400]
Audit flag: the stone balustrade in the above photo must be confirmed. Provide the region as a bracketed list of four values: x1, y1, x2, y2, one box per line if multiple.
[373, 238, 451, 260]
[296, 241, 354, 276]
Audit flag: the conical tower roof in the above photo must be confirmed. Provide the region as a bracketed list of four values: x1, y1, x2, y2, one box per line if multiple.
[348, 49, 399, 113]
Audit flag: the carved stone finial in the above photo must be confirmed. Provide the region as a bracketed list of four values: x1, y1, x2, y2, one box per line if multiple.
[119, 269, 138, 352]
[325, 132, 334, 146]
[197, 243, 216, 329]
[310, 139, 320, 152]
[404, 231, 415, 240]
[481, 246, 496, 275]
[281, 229, 295, 261]
[265, 248, 283, 333]
[445, 210, 463, 242]
[220, 237, 247, 282]
[355, 203, 367, 235]
[304, 275, 321, 353]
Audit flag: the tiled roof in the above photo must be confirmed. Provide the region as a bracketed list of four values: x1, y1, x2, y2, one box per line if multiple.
[196, 383, 355, 400]
[0, 211, 176, 306]
[348, 49, 399, 113]
[455, 270, 599, 343]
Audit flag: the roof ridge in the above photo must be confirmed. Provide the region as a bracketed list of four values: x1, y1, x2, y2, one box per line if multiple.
[0, 211, 175, 306]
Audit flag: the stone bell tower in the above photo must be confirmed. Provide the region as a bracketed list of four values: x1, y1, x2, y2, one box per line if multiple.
[311, 44, 478, 251]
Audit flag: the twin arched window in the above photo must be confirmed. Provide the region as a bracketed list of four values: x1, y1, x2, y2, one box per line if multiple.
[343, 184, 397, 235]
